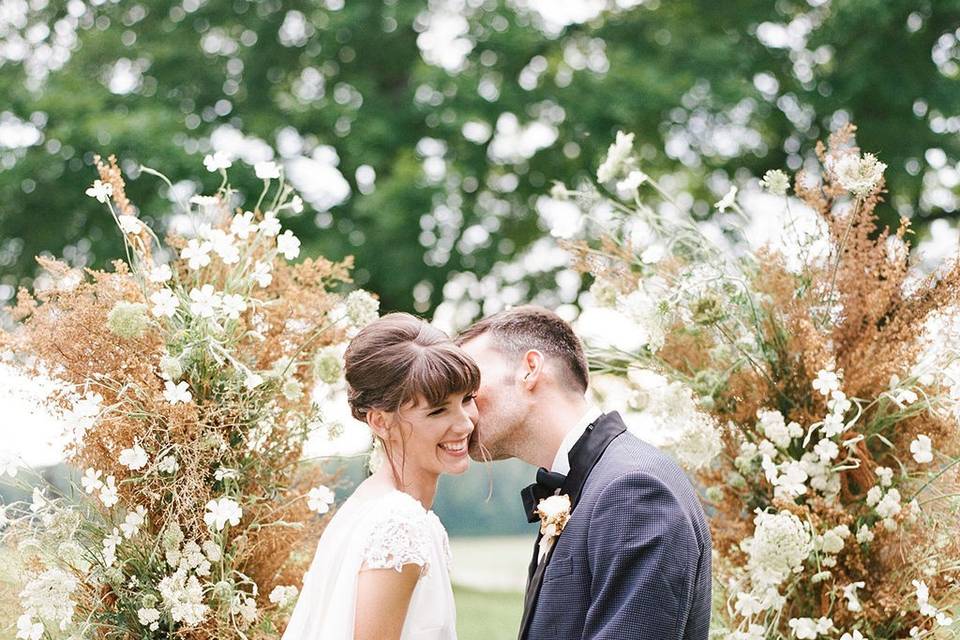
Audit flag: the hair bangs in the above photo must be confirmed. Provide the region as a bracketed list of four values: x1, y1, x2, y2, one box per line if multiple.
[401, 342, 481, 409]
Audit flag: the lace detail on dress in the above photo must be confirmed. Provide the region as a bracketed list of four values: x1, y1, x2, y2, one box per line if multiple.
[361, 493, 432, 575]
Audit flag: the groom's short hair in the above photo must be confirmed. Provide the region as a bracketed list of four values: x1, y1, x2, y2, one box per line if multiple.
[457, 305, 589, 393]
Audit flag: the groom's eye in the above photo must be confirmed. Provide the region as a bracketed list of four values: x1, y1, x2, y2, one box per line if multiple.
[427, 406, 445, 417]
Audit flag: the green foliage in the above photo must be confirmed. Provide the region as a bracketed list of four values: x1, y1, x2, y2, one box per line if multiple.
[2, 0, 958, 317]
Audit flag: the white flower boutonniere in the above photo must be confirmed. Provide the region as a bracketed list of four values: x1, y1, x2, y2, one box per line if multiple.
[536, 494, 572, 561]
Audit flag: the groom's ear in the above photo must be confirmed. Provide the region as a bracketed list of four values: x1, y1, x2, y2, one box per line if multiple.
[520, 349, 545, 390]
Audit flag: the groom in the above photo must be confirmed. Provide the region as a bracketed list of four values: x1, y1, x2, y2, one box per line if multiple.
[458, 306, 711, 640]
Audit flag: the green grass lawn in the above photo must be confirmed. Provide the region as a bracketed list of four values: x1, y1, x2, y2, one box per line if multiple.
[454, 585, 523, 640]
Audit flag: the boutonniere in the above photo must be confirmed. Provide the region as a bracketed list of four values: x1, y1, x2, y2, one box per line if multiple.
[535, 494, 571, 560]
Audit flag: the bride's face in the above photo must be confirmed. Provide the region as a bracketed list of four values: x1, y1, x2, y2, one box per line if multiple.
[389, 391, 479, 477]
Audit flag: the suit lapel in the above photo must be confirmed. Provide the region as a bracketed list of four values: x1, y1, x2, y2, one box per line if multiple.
[517, 412, 627, 640]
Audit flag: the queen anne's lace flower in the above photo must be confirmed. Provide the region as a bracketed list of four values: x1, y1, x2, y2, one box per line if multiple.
[19, 567, 78, 630]
[345, 290, 380, 327]
[761, 169, 790, 196]
[833, 152, 886, 197]
[742, 509, 812, 587]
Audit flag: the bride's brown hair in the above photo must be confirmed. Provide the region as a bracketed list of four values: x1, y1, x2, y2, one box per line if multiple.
[344, 312, 480, 425]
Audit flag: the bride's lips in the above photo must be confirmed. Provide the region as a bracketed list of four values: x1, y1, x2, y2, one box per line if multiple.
[438, 438, 469, 458]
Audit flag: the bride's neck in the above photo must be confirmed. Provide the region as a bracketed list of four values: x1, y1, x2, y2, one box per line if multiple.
[369, 461, 439, 510]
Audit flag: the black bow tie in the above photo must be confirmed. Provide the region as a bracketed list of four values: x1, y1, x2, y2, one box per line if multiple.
[520, 467, 568, 523]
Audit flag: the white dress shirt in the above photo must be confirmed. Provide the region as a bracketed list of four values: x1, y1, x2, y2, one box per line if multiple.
[550, 405, 604, 475]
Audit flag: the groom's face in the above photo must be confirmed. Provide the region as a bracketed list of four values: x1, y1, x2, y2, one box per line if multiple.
[459, 334, 526, 461]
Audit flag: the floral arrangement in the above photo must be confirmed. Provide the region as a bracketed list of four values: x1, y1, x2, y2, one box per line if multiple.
[0, 153, 379, 639]
[558, 125, 960, 639]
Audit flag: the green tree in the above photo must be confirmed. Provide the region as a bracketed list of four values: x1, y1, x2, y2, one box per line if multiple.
[1, 0, 958, 317]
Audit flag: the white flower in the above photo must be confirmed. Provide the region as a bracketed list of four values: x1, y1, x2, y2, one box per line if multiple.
[163, 380, 193, 405]
[615, 170, 648, 200]
[639, 244, 665, 265]
[910, 434, 933, 464]
[119, 443, 149, 471]
[307, 486, 335, 513]
[85, 179, 112, 203]
[842, 581, 865, 612]
[189, 195, 220, 210]
[269, 585, 299, 608]
[100, 475, 119, 508]
[252, 260, 273, 288]
[117, 215, 144, 235]
[19, 569, 79, 631]
[277, 229, 301, 260]
[209, 229, 240, 265]
[866, 485, 883, 507]
[789, 618, 819, 640]
[840, 631, 866, 640]
[819, 525, 849, 554]
[244, 372, 264, 389]
[30, 487, 46, 513]
[597, 131, 635, 183]
[159, 354, 183, 381]
[202, 540, 222, 562]
[16, 613, 43, 640]
[188, 284, 221, 318]
[761, 169, 790, 196]
[221, 294, 247, 320]
[137, 607, 161, 626]
[81, 468, 104, 494]
[260, 212, 281, 237]
[181, 239, 212, 271]
[758, 409, 791, 448]
[875, 466, 894, 487]
[855, 523, 874, 544]
[814, 438, 839, 463]
[0, 452, 20, 478]
[255, 160, 281, 180]
[230, 211, 258, 239]
[121, 505, 148, 539]
[715, 186, 738, 212]
[237, 595, 258, 624]
[157, 455, 179, 474]
[773, 461, 809, 499]
[345, 290, 380, 327]
[214, 467, 239, 481]
[812, 369, 840, 396]
[822, 412, 846, 438]
[833, 152, 886, 197]
[936, 612, 954, 627]
[204, 497, 242, 531]
[150, 288, 179, 319]
[203, 151, 232, 172]
[149, 264, 173, 283]
[289, 195, 304, 213]
[741, 509, 812, 587]
[875, 488, 902, 519]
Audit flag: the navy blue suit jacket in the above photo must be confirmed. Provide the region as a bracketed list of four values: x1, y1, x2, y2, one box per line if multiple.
[519, 411, 712, 640]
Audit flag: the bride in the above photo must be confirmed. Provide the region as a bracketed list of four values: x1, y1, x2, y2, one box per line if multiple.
[281, 312, 480, 639]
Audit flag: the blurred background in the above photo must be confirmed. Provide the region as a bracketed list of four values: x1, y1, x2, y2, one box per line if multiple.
[2, 0, 960, 637]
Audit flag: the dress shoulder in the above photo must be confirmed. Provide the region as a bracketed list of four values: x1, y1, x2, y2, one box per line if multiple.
[360, 491, 434, 575]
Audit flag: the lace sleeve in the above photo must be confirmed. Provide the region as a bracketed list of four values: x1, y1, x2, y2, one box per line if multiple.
[361, 496, 431, 575]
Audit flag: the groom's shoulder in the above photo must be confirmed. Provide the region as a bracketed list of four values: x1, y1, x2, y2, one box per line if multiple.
[585, 413, 706, 518]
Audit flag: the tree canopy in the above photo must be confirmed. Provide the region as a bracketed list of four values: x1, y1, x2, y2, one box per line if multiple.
[1, 0, 958, 317]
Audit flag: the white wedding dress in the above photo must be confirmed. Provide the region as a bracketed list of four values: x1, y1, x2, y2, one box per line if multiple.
[281, 488, 457, 639]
